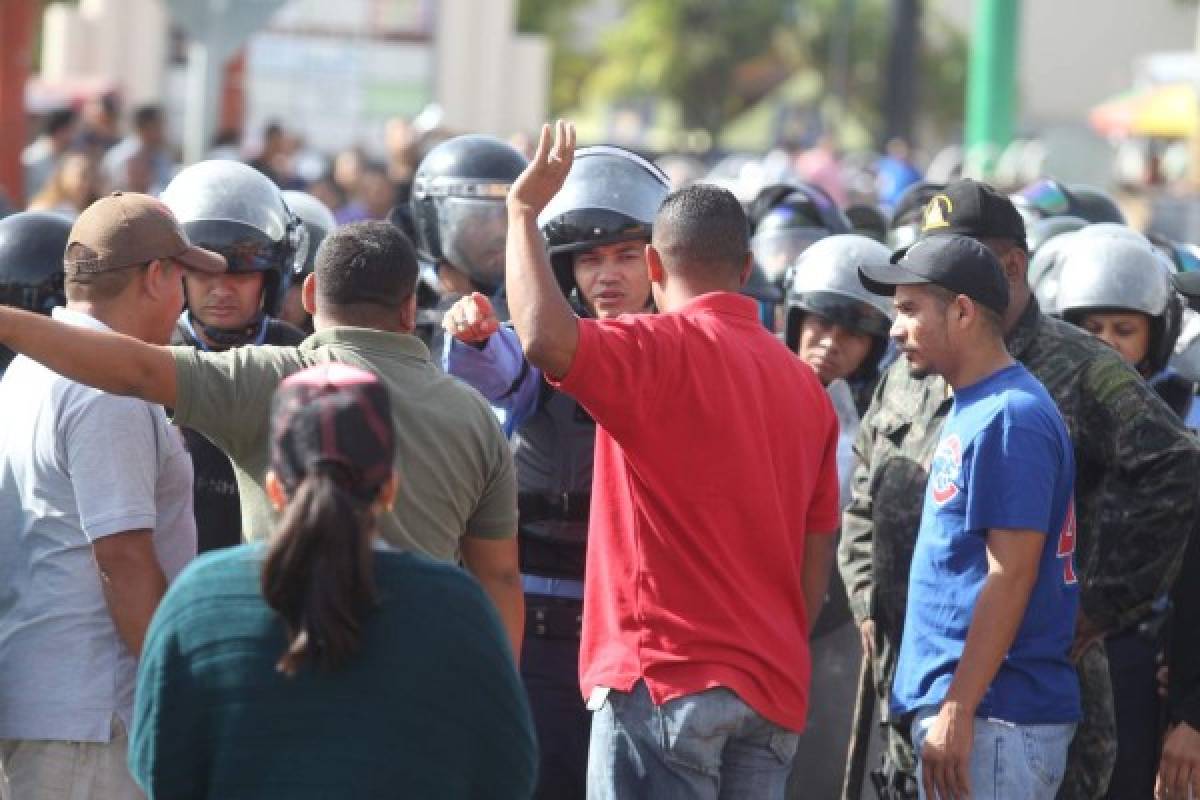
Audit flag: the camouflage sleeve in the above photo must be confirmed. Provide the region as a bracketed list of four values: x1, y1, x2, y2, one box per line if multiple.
[837, 371, 887, 626]
[1079, 355, 1200, 634]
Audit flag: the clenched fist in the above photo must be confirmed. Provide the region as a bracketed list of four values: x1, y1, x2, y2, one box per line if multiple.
[443, 292, 500, 344]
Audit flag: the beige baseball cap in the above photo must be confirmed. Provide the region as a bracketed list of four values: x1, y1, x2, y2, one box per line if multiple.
[64, 191, 226, 276]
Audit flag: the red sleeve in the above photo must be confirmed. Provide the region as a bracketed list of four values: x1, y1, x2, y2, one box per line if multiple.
[805, 399, 842, 534]
[548, 315, 665, 437]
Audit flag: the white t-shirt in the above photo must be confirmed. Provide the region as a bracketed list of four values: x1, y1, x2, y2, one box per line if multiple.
[826, 378, 861, 511]
[0, 308, 196, 742]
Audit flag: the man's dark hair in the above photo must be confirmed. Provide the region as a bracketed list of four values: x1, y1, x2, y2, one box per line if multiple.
[652, 185, 749, 278]
[315, 221, 418, 316]
[132, 105, 162, 131]
[43, 109, 77, 138]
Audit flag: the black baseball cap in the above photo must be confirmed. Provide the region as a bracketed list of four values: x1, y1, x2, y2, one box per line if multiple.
[269, 363, 395, 503]
[913, 178, 1027, 249]
[859, 233, 1010, 316]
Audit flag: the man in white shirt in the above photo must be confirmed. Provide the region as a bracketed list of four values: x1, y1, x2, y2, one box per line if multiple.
[0, 192, 222, 799]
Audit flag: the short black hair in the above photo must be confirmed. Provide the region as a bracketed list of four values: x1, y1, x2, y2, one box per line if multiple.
[315, 221, 418, 310]
[132, 105, 162, 130]
[43, 109, 76, 137]
[653, 185, 749, 277]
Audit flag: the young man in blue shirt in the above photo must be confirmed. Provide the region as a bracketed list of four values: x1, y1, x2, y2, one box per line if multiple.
[859, 234, 1080, 799]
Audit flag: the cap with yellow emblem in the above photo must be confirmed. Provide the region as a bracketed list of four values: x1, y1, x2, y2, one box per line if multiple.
[903, 178, 1028, 256]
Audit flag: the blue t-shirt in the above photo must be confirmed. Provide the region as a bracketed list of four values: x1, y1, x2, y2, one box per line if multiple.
[890, 363, 1081, 725]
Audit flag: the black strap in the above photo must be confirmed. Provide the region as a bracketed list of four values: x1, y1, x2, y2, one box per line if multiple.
[518, 492, 591, 523]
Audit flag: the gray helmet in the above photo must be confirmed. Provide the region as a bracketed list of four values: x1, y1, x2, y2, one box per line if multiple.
[1027, 215, 1088, 255]
[784, 234, 895, 379]
[1030, 224, 1150, 314]
[281, 190, 337, 281]
[1057, 235, 1183, 374]
[161, 160, 308, 317]
[538, 145, 669, 297]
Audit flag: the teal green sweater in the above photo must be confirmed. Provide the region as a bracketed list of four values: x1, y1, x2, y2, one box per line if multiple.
[130, 545, 536, 799]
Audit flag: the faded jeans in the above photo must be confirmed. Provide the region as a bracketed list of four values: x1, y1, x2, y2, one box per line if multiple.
[586, 680, 800, 799]
[911, 706, 1074, 800]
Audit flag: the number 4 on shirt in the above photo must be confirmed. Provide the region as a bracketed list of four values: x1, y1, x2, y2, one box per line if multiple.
[1057, 500, 1078, 585]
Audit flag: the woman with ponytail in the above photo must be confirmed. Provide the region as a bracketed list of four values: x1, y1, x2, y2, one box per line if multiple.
[128, 364, 537, 799]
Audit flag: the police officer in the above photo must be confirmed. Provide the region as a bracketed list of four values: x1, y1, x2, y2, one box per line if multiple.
[278, 189, 338, 334]
[161, 160, 309, 552]
[1057, 235, 1189, 800]
[0, 211, 70, 374]
[747, 182, 851, 330]
[781, 234, 896, 800]
[440, 145, 669, 800]
[1030, 222, 1151, 315]
[410, 134, 527, 358]
[839, 179, 1200, 800]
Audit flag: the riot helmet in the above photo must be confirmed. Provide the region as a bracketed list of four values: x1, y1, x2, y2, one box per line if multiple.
[1012, 178, 1126, 229]
[1027, 215, 1088, 255]
[784, 234, 895, 382]
[1030, 223, 1148, 314]
[0, 211, 70, 370]
[281, 190, 337, 281]
[886, 181, 946, 251]
[1057, 235, 1182, 375]
[410, 134, 527, 293]
[538, 145, 670, 297]
[749, 182, 851, 286]
[161, 160, 307, 318]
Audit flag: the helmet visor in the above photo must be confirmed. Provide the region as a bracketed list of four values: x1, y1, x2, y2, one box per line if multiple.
[437, 196, 509, 289]
[752, 228, 828, 283]
[794, 291, 892, 338]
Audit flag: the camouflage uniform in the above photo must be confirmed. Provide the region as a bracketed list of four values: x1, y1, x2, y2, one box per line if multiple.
[839, 296, 1200, 799]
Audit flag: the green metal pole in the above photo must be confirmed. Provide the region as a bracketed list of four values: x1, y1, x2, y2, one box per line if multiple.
[965, 0, 1020, 176]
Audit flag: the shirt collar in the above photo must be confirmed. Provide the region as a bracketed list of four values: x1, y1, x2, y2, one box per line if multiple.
[301, 326, 431, 362]
[52, 306, 114, 334]
[1004, 295, 1043, 360]
[675, 291, 760, 319]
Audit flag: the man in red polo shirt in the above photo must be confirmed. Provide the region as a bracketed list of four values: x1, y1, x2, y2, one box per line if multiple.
[506, 120, 840, 798]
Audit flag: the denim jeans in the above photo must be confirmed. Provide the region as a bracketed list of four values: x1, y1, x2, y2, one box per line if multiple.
[911, 706, 1074, 800]
[586, 680, 799, 800]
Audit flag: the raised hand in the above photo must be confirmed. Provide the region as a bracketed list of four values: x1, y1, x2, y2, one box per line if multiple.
[507, 120, 576, 218]
[442, 292, 500, 344]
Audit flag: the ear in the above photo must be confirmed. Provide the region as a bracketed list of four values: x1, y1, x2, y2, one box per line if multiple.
[265, 470, 287, 513]
[1002, 247, 1027, 283]
[143, 259, 173, 300]
[645, 243, 665, 285]
[302, 273, 317, 314]
[397, 292, 417, 333]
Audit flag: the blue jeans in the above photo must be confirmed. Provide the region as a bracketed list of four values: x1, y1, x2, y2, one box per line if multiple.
[586, 681, 799, 800]
[911, 706, 1074, 800]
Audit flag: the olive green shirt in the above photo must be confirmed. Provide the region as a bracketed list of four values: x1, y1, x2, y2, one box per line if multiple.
[171, 327, 516, 561]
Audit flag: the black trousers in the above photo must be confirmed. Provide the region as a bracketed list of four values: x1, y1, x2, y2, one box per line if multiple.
[1104, 629, 1161, 800]
[520, 619, 590, 800]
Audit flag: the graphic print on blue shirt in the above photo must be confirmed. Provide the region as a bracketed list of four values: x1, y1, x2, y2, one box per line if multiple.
[891, 363, 1081, 725]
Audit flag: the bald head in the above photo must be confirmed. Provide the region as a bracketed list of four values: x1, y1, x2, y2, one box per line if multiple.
[652, 185, 750, 282]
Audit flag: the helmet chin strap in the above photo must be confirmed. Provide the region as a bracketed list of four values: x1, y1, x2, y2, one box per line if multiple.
[187, 309, 267, 349]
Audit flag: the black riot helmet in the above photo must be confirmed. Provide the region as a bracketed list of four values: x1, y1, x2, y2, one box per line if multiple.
[0, 211, 70, 370]
[844, 203, 889, 243]
[161, 160, 307, 318]
[281, 190, 337, 281]
[1012, 178, 1126, 229]
[538, 145, 670, 297]
[748, 182, 852, 287]
[887, 180, 946, 251]
[410, 134, 527, 293]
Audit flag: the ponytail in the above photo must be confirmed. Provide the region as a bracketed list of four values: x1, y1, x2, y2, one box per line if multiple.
[261, 465, 379, 676]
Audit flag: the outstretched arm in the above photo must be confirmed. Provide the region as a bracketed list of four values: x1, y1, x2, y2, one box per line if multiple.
[505, 121, 579, 379]
[0, 306, 176, 407]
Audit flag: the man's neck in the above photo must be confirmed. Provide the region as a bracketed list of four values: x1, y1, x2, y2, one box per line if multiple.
[945, 341, 1015, 392]
[66, 301, 141, 339]
[656, 280, 739, 312]
[1001, 288, 1032, 336]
